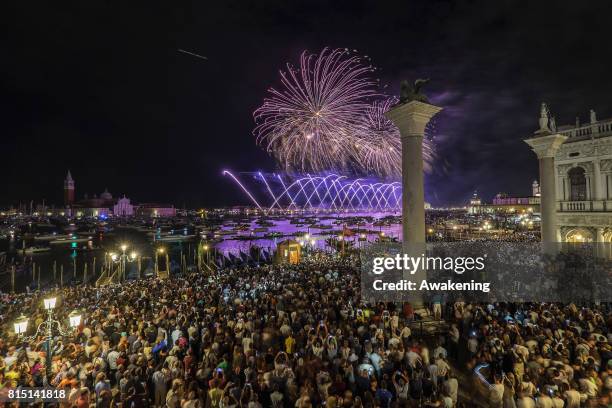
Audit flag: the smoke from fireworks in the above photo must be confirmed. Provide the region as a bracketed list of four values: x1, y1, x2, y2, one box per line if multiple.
[254, 47, 435, 178]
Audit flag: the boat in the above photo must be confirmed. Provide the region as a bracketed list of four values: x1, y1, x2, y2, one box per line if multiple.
[311, 224, 332, 229]
[34, 233, 69, 241]
[154, 234, 196, 242]
[50, 237, 91, 245]
[263, 232, 284, 239]
[24, 246, 51, 254]
[234, 235, 258, 241]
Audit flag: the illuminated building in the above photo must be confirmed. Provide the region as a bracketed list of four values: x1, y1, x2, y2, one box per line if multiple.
[467, 186, 540, 214]
[57, 171, 172, 218]
[135, 203, 176, 217]
[553, 109, 612, 250]
[113, 196, 134, 216]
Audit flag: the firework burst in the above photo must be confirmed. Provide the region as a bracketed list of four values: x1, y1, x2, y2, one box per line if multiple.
[254, 48, 435, 179]
[355, 97, 435, 179]
[254, 47, 378, 173]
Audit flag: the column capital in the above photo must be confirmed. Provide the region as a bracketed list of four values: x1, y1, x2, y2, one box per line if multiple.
[385, 100, 442, 138]
[524, 133, 568, 158]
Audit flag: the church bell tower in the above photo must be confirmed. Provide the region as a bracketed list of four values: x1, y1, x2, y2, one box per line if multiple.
[64, 170, 75, 205]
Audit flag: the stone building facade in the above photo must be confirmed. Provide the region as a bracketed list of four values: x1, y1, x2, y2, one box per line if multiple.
[554, 110, 612, 255]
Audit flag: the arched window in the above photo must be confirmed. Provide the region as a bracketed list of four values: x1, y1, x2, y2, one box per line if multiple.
[568, 167, 587, 201]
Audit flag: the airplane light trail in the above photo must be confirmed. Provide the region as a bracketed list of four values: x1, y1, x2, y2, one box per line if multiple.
[177, 49, 208, 60]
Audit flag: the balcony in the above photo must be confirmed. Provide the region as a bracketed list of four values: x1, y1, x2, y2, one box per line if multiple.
[558, 200, 612, 212]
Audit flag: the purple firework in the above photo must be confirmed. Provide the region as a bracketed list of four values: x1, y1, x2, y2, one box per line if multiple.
[254, 48, 379, 174]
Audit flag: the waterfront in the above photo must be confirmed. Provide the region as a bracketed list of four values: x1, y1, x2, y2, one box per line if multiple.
[0, 227, 196, 292]
[0, 211, 402, 292]
[0, 208, 541, 293]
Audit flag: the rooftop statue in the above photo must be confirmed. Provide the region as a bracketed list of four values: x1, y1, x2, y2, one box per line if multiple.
[399, 78, 430, 104]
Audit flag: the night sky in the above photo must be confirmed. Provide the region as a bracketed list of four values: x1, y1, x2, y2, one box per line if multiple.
[3, 1, 612, 208]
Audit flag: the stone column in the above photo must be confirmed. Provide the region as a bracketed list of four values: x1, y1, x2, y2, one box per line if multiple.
[525, 133, 567, 255]
[385, 101, 442, 248]
[596, 227, 605, 258]
[557, 175, 565, 201]
[593, 159, 602, 201]
[386, 101, 441, 310]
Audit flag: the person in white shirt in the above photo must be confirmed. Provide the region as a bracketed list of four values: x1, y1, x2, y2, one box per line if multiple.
[106, 348, 120, 371]
[563, 383, 581, 408]
[535, 393, 553, 408]
[550, 393, 564, 408]
[171, 326, 182, 345]
[392, 371, 410, 403]
[443, 373, 458, 406]
[489, 376, 505, 408]
[406, 349, 421, 368]
[436, 357, 450, 378]
[428, 362, 438, 390]
[433, 345, 447, 360]
[578, 377, 598, 399]
[521, 377, 536, 397]
[517, 393, 536, 408]
[421, 345, 430, 366]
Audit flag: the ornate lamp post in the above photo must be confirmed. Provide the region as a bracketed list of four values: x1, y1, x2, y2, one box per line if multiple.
[14, 296, 81, 386]
[155, 248, 169, 277]
[202, 245, 210, 267]
[109, 244, 138, 281]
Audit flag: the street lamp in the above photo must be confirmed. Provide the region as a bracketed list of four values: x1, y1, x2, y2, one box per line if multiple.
[201, 244, 210, 268]
[114, 244, 138, 281]
[14, 314, 28, 335]
[43, 297, 57, 310]
[14, 297, 81, 386]
[155, 248, 168, 277]
[68, 310, 82, 328]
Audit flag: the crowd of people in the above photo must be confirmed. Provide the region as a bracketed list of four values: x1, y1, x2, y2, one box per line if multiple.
[0, 253, 610, 407]
[451, 301, 611, 407]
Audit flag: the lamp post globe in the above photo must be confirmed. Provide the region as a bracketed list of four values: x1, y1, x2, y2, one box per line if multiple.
[43, 297, 57, 310]
[14, 315, 29, 335]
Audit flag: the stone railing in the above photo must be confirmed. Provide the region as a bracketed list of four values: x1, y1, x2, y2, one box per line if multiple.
[559, 118, 612, 140]
[558, 200, 612, 212]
